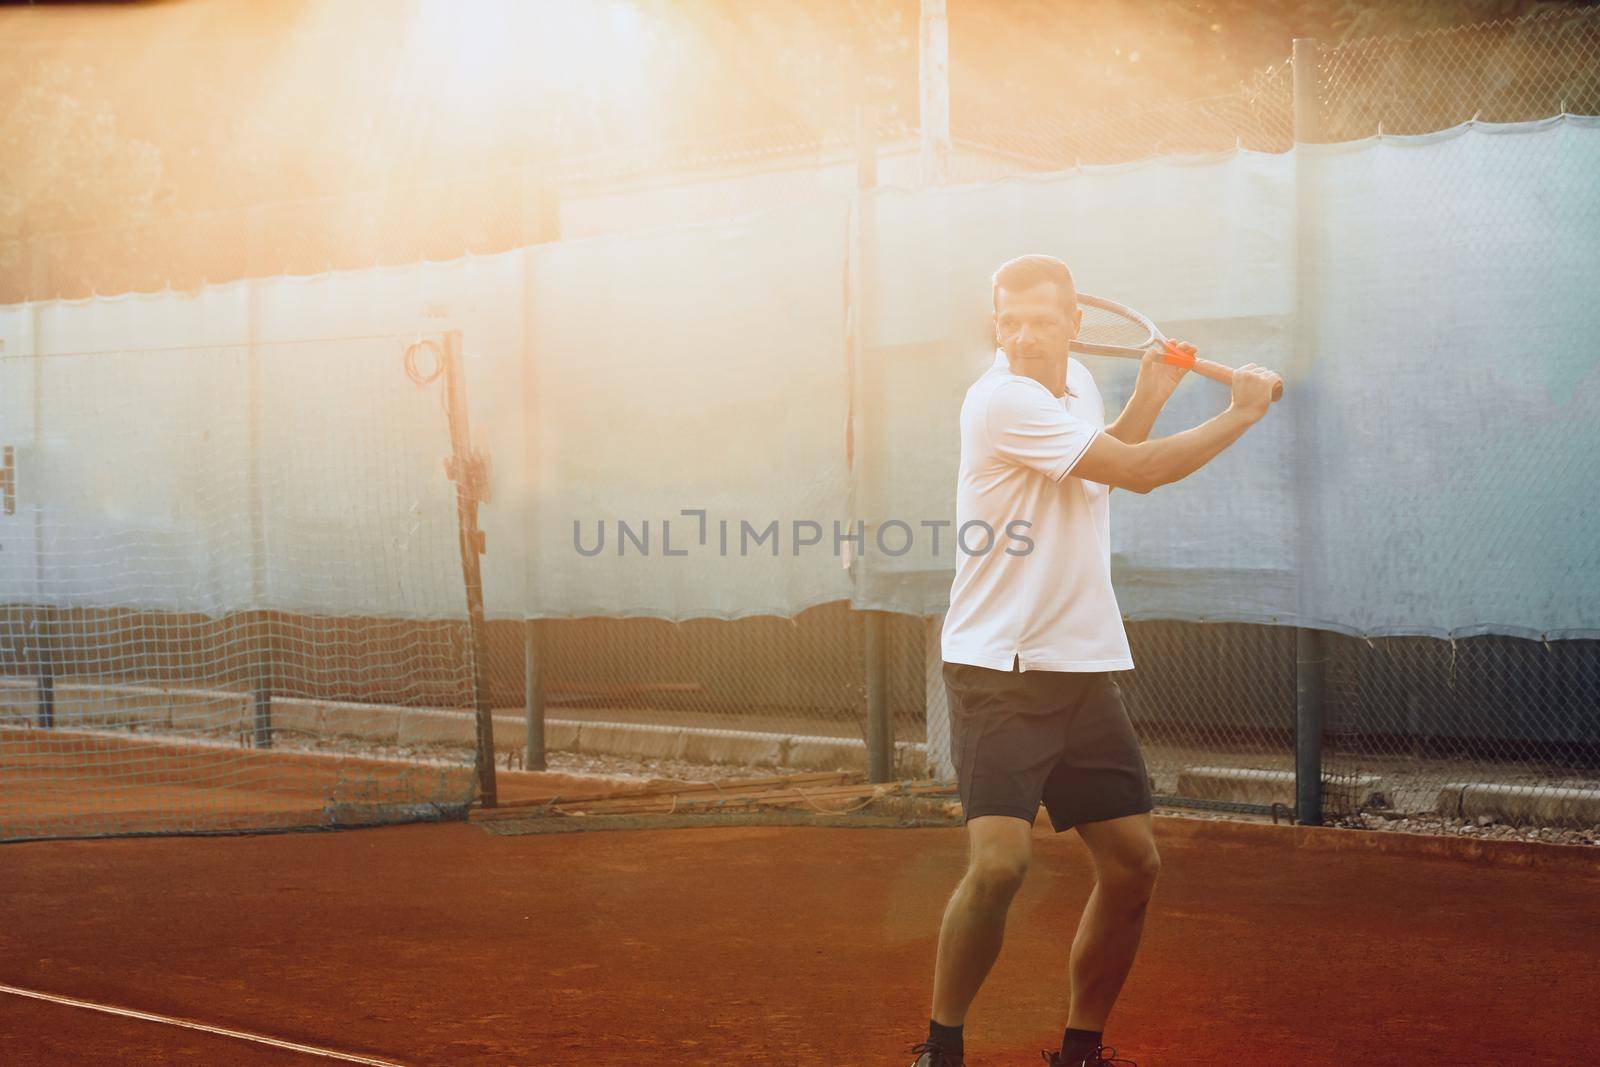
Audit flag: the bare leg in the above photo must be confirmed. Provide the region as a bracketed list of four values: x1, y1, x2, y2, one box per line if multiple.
[1064, 812, 1161, 1031]
[930, 814, 1034, 1024]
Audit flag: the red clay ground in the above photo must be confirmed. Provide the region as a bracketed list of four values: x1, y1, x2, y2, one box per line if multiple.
[3, 812, 1598, 1066]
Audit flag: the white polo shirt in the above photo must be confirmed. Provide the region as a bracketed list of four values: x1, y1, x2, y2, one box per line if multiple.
[940, 350, 1133, 673]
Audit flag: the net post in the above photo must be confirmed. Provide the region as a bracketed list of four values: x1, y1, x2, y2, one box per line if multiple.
[440, 330, 498, 809]
[865, 610, 892, 783]
[522, 620, 546, 771]
[1292, 36, 1326, 826]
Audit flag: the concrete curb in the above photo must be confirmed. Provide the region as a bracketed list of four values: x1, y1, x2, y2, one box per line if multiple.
[0, 677, 248, 734]
[1437, 782, 1600, 828]
[0, 679, 925, 776]
[1173, 765, 1386, 810]
[276, 697, 927, 776]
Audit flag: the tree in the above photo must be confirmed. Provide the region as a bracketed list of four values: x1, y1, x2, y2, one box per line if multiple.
[0, 63, 162, 242]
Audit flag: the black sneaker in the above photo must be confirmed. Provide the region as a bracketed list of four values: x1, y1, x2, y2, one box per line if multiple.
[1042, 1046, 1137, 1066]
[908, 1039, 964, 1067]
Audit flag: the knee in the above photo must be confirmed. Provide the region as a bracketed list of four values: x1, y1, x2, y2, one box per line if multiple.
[1100, 848, 1161, 902]
[966, 853, 1030, 905]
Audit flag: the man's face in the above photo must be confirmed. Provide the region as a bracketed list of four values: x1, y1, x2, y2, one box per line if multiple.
[994, 281, 1081, 365]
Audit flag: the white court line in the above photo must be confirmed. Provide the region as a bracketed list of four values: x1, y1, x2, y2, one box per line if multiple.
[0, 983, 409, 1065]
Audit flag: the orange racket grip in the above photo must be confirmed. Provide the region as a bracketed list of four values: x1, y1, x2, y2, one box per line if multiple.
[1160, 341, 1197, 370]
[1165, 342, 1284, 402]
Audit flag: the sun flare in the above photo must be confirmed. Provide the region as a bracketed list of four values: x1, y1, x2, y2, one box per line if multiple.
[406, 0, 649, 118]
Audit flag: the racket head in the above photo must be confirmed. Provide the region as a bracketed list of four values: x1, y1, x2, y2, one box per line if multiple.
[1068, 293, 1168, 357]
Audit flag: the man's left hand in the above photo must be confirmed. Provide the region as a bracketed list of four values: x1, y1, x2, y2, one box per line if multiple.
[1136, 341, 1193, 399]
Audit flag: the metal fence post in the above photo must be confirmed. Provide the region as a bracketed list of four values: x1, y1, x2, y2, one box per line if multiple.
[1292, 37, 1326, 826]
[25, 235, 55, 729]
[523, 620, 546, 771]
[852, 77, 894, 783]
[924, 614, 954, 780]
[865, 610, 891, 782]
[520, 168, 558, 773]
[919, 0, 951, 185]
[245, 208, 273, 748]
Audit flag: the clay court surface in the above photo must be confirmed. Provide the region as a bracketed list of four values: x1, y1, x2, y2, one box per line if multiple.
[3, 804, 1599, 1066]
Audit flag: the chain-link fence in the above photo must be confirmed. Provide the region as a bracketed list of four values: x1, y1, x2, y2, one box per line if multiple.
[958, 7, 1600, 168]
[1315, 8, 1600, 140]
[481, 607, 929, 751]
[4, 8, 1598, 836]
[1322, 635, 1600, 822]
[955, 64, 1296, 168]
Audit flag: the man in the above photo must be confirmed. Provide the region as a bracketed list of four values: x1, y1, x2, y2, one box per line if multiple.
[907, 255, 1279, 1067]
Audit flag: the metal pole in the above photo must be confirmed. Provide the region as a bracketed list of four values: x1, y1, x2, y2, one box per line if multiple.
[1292, 37, 1325, 827]
[850, 65, 890, 783]
[918, 0, 951, 186]
[245, 209, 273, 748]
[439, 330, 498, 808]
[855, 105, 878, 191]
[518, 169, 558, 771]
[36, 622, 54, 728]
[865, 610, 892, 783]
[924, 614, 954, 780]
[523, 620, 546, 771]
[26, 236, 54, 729]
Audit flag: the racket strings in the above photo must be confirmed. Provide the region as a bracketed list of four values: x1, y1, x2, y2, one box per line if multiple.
[1073, 304, 1156, 349]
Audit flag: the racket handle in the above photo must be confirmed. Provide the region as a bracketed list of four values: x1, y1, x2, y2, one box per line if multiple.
[1194, 358, 1284, 402]
[1166, 345, 1285, 402]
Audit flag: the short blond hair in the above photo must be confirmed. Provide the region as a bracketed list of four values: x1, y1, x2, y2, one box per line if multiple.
[992, 254, 1078, 316]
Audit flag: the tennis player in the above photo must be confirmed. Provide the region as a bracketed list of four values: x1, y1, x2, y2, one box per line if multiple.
[907, 255, 1279, 1067]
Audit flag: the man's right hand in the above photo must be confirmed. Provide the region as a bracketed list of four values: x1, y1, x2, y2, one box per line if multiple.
[1228, 363, 1280, 422]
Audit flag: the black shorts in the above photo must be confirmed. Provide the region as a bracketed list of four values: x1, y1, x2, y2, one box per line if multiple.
[943, 659, 1154, 832]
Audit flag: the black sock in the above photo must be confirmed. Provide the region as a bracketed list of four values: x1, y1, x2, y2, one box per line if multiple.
[928, 1019, 964, 1057]
[1061, 1027, 1102, 1061]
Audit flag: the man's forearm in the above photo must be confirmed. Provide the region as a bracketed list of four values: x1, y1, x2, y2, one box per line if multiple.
[1105, 388, 1167, 444]
[1139, 407, 1256, 489]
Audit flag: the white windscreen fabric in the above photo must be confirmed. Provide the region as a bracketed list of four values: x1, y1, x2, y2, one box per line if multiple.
[1296, 116, 1600, 639]
[851, 149, 1302, 622]
[852, 116, 1600, 638]
[2, 269, 509, 621]
[7, 287, 255, 615]
[524, 197, 853, 618]
[2, 118, 1595, 637]
[0, 201, 852, 624]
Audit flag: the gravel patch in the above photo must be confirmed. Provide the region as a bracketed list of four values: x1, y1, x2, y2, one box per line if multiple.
[1325, 809, 1600, 847]
[532, 748, 830, 785]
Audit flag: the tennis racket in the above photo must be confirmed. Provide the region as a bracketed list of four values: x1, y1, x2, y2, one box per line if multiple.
[1070, 293, 1284, 402]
